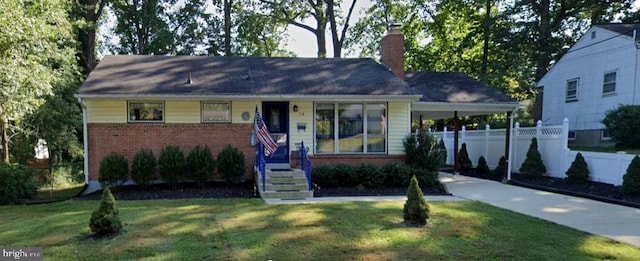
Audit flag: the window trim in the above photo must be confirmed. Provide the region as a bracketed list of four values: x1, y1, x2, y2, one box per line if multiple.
[128, 101, 165, 123]
[568, 131, 576, 141]
[201, 101, 232, 123]
[602, 71, 617, 95]
[565, 78, 579, 102]
[314, 102, 388, 154]
[600, 129, 612, 141]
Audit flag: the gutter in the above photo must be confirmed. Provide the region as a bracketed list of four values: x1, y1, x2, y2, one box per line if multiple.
[76, 97, 89, 185]
[74, 93, 423, 102]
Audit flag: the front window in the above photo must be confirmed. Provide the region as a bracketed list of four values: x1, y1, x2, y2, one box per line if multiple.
[315, 103, 387, 154]
[202, 102, 231, 122]
[603, 72, 616, 94]
[129, 101, 164, 122]
[566, 78, 578, 102]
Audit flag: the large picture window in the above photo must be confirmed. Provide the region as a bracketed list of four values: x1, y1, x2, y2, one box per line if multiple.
[202, 102, 231, 122]
[129, 101, 164, 122]
[565, 78, 578, 102]
[315, 103, 386, 154]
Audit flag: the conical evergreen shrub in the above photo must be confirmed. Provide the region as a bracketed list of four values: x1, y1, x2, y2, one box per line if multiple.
[519, 138, 547, 176]
[492, 156, 506, 180]
[458, 143, 472, 171]
[403, 175, 430, 226]
[476, 156, 490, 176]
[621, 155, 640, 195]
[565, 153, 589, 183]
[437, 138, 447, 166]
[89, 187, 123, 235]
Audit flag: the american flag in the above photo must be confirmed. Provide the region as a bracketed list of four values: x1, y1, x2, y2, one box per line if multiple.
[255, 107, 279, 155]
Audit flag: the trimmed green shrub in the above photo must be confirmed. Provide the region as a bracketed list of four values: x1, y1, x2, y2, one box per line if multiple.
[621, 155, 640, 195]
[131, 148, 156, 189]
[403, 175, 430, 225]
[187, 145, 215, 187]
[311, 165, 336, 188]
[0, 164, 37, 204]
[411, 168, 439, 188]
[492, 156, 506, 180]
[158, 145, 185, 188]
[217, 145, 245, 184]
[356, 164, 386, 188]
[458, 143, 472, 171]
[403, 129, 442, 172]
[565, 153, 589, 183]
[89, 187, 123, 235]
[476, 156, 490, 176]
[382, 162, 411, 187]
[98, 153, 129, 187]
[519, 138, 547, 176]
[328, 163, 355, 187]
[437, 138, 447, 166]
[602, 105, 640, 149]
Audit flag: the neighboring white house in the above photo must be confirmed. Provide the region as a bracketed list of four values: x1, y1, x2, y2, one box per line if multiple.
[538, 23, 640, 147]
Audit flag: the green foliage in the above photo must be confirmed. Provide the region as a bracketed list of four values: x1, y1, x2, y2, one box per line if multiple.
[621, 155, 640, 195]
[356, 164, 386, 189]
[565, 153, 589, 183]
[382, 162, 412, 187]
[131, 149, 157, 189]
[98, 153, 129, 187]
[89, 187, 123, 235]
[476, 156, 491, 176]
[492, 156, 507, 180]
[519, 138, 547, 176]
[602, 105, 640, 149]
[457, 143, 473, 171]
[158, 145, 186, 188]
[0, 164, 38, 204]
[51, 163, 84, 186]
[403, 175, 430, 225]
[438, 139, 447, 166]
[217, 145, 245, 184]
[187, 145, 215, 187]
[403, 129, 442, 172]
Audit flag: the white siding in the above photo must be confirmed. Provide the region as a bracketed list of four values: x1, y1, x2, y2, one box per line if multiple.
[85, 100, 127, 123]
[165, 101, 200, 123]
[539, 27, 640, 131]
[388, 101, 411, 155]
[288, 101, 314, 154]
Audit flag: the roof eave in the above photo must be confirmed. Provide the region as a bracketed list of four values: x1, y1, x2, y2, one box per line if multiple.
[75, 93, 423, 102]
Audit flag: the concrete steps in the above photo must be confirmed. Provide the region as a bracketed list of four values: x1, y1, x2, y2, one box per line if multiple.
[256, 167, 313, 200]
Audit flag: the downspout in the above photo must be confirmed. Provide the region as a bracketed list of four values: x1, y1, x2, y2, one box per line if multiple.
[77, 97, 89, 185]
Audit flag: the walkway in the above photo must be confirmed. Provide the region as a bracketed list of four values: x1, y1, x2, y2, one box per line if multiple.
[265, 172, 640, 247]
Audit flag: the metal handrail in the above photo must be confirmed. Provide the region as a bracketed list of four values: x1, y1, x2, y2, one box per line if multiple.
[256, 144, 266, 192]
[300, 141, 312, 191]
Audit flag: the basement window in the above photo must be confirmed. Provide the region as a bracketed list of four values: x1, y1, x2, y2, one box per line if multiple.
[128, 101, 164, 122]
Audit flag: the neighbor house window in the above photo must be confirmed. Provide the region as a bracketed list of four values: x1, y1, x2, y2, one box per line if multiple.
[601, 129, 611, 140]
[568, 131, 576, 141]
[566, 78, 578, 102]
[315, 103, 387, 154]
[202, 102, 231, 122]
[128, 101, 164, 122]
[603, 71, 616, 94]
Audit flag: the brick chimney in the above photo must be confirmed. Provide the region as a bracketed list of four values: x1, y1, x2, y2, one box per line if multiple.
[380, 23, 404, 80]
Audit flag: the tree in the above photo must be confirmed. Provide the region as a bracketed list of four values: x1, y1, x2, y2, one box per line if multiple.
[602, 105, 640, 150]
[74, 0, 109, 73]
[0, 0, 76, 163]
[261, 0, 358, 57]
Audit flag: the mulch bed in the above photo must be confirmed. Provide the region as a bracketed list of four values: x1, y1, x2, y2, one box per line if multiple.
[458, 169, 640, 208]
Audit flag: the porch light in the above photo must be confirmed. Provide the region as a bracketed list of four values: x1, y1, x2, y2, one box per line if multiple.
[293, 105, 299, 112]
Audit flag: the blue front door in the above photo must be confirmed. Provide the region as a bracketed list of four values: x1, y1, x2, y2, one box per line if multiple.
[262, 102, 289, 164]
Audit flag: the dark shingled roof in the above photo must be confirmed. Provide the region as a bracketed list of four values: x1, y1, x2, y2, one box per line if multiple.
[77, 55, 414, 96]
[595, 23, 640, 38]
[405, 72, 516, 103]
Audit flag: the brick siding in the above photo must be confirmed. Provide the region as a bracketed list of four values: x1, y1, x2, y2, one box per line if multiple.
[87, 123, 255, 181]
[291, 153, 405, 168]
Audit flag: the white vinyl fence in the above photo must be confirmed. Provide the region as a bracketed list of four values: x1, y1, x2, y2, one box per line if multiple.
[432, 119, 637, 186]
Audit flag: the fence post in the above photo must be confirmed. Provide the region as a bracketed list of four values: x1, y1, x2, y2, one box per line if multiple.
[485, 124, 490, 162]
[461, 125, 467, 146]
[513, 122, 520, 171]
[561, 118, 569, 150]
[443, 126, 450, 164]
[536, 120, 543, 142]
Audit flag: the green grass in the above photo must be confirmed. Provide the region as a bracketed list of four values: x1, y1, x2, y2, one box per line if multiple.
[32, 183, 85, 202]
[1, 199, 638, 260]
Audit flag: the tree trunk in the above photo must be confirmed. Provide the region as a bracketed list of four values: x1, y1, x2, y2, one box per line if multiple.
[1, 119, 8, 163]
[329, 0, 357, 58]
[535, 0, 552, 81]
[481, 0, 491, 81]
[224, 0, 232, 56]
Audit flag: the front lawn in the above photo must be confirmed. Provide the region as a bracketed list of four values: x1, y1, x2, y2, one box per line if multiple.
[1, 199, 638, 260]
